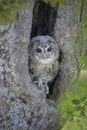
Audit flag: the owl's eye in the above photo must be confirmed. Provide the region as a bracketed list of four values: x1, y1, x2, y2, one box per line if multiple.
[36, 48, 42, 53]
[47, 47, 52, 52]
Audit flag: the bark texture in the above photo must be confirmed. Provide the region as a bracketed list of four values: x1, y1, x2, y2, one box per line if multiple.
[0, 0, 81, 130]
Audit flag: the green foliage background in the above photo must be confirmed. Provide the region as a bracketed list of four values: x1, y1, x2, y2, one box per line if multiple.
[61, 69, 87, 130]
[43, 0, 65, 8]
[0, 0, 65, 26]
[0, 0, 26, 25]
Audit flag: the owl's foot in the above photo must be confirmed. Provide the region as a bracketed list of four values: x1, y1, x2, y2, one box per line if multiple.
[43, 83, 49, 95]
[33, 79, 49, 95]
[38, 79, 49, 95]
[32, 80, 43, 89]
[38, 80, 43, 89]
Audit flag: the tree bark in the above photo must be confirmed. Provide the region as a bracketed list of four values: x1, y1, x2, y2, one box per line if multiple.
[0, 0, 82, 130]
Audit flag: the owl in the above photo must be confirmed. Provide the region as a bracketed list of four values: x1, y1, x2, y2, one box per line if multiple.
[28, 35, 59, 95]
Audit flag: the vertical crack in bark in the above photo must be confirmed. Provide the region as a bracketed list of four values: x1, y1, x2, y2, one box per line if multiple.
[79, 0, 84, 23]
[30, 0, 58, 39]
[30, 0, 59, 98]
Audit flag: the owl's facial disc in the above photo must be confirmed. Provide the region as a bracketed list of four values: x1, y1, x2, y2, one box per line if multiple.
[33, 42, 57, 63]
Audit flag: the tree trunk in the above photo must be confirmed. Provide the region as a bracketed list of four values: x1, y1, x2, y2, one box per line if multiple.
[0, 0, 82, 130]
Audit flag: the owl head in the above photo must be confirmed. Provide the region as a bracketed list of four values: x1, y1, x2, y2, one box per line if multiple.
[29, 35, 59, 64]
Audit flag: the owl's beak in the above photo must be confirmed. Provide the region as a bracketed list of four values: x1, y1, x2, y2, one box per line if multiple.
[43, 54, 46, 59]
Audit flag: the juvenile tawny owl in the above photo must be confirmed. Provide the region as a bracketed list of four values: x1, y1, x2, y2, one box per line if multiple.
[28, 35, 59, 94]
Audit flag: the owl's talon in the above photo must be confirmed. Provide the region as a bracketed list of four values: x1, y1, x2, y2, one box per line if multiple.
[33, 79, 49, 95]
[38, 80, 43, 89]
[33, 80, 43, 90]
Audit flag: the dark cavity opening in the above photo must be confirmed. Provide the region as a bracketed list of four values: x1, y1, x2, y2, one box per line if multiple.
[30, 0, 58, 39]
[30, 0, 58, 98]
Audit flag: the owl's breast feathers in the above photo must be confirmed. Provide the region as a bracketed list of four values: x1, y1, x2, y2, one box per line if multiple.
[29, 59, 59, 83]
